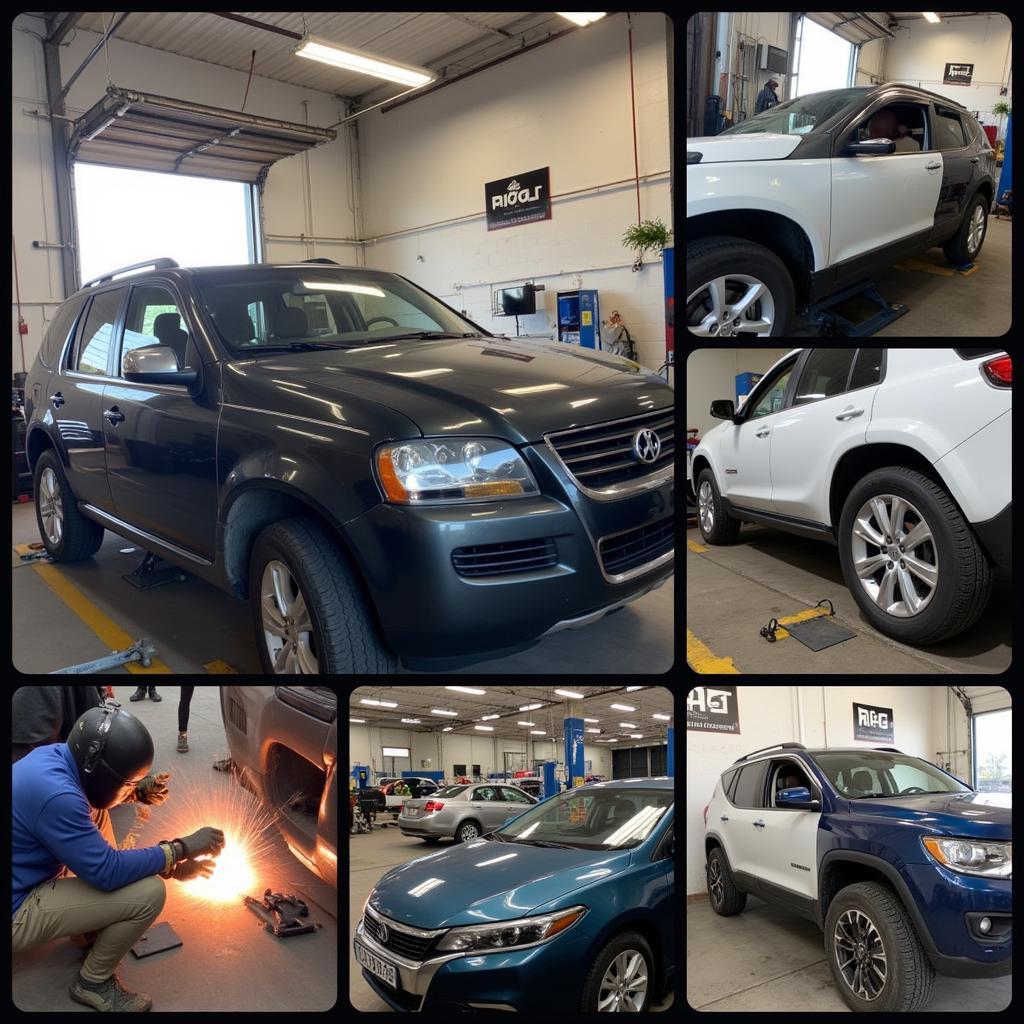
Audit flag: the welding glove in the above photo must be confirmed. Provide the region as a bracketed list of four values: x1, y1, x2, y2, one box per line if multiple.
[171, 858, 216, 882]
[134, 771, 171, 806]
[176, 826, 226, 860]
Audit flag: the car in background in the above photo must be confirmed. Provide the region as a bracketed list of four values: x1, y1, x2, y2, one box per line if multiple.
[383, 777, 442, 812]
[356, 778, 675, 1011]
[219, 685, 336, 887]
[399, 783, 538, 843]
[511, 778, 543, 799]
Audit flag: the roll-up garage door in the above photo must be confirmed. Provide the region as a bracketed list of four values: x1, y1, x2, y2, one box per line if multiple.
[612, 746, 651, 779]
[803, 13, 892, 45]
[69, 85, 336, 183]
[960, 686, 1012, 715]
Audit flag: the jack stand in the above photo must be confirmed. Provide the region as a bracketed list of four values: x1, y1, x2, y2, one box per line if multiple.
[122, 551, 187, 590]
[51, 637, 157, 674]
[809, 280, 909, 337]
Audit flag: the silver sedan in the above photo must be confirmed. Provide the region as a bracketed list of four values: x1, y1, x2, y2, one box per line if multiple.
[398, 783, 537, 843]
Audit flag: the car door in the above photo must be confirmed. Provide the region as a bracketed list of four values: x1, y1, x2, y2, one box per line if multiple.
[102, 280, 220, 559]
[717, 357, 799, 512]
[929, 103, 977, 236]
[719, 760, 768, 882]
[470, 786, 507, 830]
[755, 759, 821, 899]
[768, 348, 884, 522]
[499, 785, 535, 825]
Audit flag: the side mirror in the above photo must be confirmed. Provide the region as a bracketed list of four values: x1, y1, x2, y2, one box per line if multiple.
[846, 138, 896, 156]
[123, 344, 199, 387]
[776, 786, 821, 810]
[709, 399, 735, 420]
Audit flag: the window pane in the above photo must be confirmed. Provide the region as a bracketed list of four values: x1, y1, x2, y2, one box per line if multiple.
[41, 297, 86, 369]
[749, 367, 793, 419]
[793, 349, 857, 405]
[122, 285, 196, 373]
[721, 768, 739, 798]
[650, 745, 667, 775]
[76, 289, 125, 375]
[732, 762, 765, 808]
[935, 110, 966, 150]
[974, 709, 1011, 799]
[848, 348, 883, 390]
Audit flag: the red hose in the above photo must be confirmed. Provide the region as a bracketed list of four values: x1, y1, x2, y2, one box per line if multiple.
[627, 16, 641, 225]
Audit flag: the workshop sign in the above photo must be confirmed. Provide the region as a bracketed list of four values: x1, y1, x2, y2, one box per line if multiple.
[943, 62, 974, 86]
[687, 686, 740, 734]
[853, 702, 894, 743]
[485, 167, 551, 230]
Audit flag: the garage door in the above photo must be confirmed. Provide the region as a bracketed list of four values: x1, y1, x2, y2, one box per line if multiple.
[70, 85, 336, 183]
[612, 746, 652, 778]
[961, 686, 1011, 714]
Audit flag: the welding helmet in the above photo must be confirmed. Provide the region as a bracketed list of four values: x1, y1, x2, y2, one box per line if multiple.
[67, 702, 154, 809]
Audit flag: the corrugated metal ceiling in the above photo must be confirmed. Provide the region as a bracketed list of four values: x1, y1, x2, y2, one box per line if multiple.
[70, 12, 566, 101]
[804, 13, 894, 45]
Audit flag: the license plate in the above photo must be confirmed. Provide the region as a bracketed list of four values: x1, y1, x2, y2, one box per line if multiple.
[405, 807, 420, 817]
[356, 940, 397, 988]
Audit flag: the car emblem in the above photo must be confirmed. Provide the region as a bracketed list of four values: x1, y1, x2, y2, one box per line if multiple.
[378, 923, 389, 944]
[633, 428, 662, 464]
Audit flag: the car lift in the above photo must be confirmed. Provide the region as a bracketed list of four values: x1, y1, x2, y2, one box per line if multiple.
[808, 280, 909, 337]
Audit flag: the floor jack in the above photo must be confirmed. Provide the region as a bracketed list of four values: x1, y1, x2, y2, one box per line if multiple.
[50, 637, 157, 674]
[808, 280, 909, 337]
[122, 551, 188, 590]
[244, 889, 317, 937]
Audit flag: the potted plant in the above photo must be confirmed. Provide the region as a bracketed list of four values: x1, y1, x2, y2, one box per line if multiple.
[991, 100, 1011, 142]
[622, 217, 670, 272]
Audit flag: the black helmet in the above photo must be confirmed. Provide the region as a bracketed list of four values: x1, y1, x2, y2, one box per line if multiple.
[67, 702, 154, 809]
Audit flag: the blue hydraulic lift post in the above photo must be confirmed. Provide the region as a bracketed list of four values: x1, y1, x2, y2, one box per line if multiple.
[564, 716, 585, 789]
[666, 727, 674, 776]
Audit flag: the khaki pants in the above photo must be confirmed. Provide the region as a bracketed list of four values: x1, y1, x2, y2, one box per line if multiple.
[12, 808, 166, 982]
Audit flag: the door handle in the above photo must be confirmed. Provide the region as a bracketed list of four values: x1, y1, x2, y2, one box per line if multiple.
[925, 162, 941, 171]
[50, 391, 65, 408]
[753, 820, 766, 829]
[720, 815, 729, 821]
[755, 428, 770, 438]
[835, 407, 864, 421]
[970, 156, 980, 164]
[104, 406, 125, 426]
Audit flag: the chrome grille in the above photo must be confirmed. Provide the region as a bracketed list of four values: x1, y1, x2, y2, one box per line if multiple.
[363, 910, 435, 962]
[599, 516, 674, 577]
[546, 408, 674, 492]
[451, 538, 558, 577]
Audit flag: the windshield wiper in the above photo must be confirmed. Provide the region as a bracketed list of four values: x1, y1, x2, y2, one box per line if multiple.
[381, 331, 479, 341]
[509, 839, 575, 849]
[239, 341, 348, 353]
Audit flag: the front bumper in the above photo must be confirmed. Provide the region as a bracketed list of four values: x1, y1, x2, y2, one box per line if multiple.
[972, 502, 1011, 568]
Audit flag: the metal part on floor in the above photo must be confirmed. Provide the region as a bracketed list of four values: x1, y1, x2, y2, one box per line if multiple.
[244, 890, 317, 938]
[784, 615, 856, 652]
[809, 279, 909, 336]
[49, 637, 157, 674]
[122, 551, 188, 590]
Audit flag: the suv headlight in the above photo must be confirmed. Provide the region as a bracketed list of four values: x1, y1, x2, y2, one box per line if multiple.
[434, 906, 587, 953]
[376, 438, 539, 504]
[922, 837, 1012, 878]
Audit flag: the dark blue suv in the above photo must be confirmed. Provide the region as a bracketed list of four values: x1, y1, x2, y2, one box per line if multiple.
[704, 744, 1010, 1012]
[355, 777, 674, 1011]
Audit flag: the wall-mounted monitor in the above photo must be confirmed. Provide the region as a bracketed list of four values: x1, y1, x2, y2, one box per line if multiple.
[497, 284, 537, 316]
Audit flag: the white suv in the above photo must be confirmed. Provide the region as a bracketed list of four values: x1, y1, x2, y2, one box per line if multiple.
[690, 348, 1011, 643]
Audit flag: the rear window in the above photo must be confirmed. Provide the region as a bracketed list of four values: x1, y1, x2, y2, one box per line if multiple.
[732, 762, 766, 808]
[721, 768, 739, 799]
[955, 349, 1003, 358]
[433, 785, 469, 797]
[848, 348, 883, 389]
[39, 296, 87, 369]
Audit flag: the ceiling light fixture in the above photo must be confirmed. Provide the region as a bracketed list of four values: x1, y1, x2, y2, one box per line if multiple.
[520, 703, 543, 711]
[431, 709, 459, 717]
[442, 726, 454, 732]
[619, 722, 637, 729]
[475, 725, 495, 732]
[557, 12, 606, 27]
[625, 686, 645, 691]
[446, 686, 487, 695]
[349, 718, 365, 723]
[652, 713, 671, 721]
[584, 718, 600, 723]
[517, 721, 536, 726]
[630, 734, 643, 738]
[610, 703, 635, 711]
[359, 698, 382, 706]
[480, 714, 500, 721]
[586, 728, 600, 734]
[530, 730, 546, 735]
[554, 689, 585, 699]
[401, 718, 421, 724]
[295, 35, 435, 87]
[922, 12, 940, 23]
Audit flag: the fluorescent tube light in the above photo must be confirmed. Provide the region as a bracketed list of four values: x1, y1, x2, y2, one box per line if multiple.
[610, 703, 635, 711]
[554, 689, 585, 699]
[401, 718, 421, 724]
[557, 12, 606, 27]
[480, 714, 500, 721]
[625, 686, 645, 691]
[295, 36, 435, 87]
[586, 728, 600, 733]
[431, 709, 459, 717]
[349, 718, 365, 723]
[446, 686, 487, 695]
[922, 12, 940, 23]
[619, 723, 637, 729]
[518, 721, 536, 726]
[442, 727, 454, 732]
[530, 730, 546, 735]
[584, 718, 600, 723]
[652, 713, 671, 721]
[520, 703, 543, 711]
[475, 725, 495, 732]
[630, 734, 643, 738]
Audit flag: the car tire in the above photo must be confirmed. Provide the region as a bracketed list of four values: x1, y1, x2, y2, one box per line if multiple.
[33, 449, 104, 562]
[580, 931, 656, 1012]
[455, 820, 481, 843]
[696, 469, 742, 545]
[687, 235, 795, 337]
[250, 517, 398, 674]
[824, 881, 934, 1012]
[838, 467, 993, 644]
[942, 193, 989, 263]
[706, 847, 746, 916]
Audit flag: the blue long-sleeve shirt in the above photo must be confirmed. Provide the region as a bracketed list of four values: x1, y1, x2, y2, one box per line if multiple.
[12, 743, 166, 915]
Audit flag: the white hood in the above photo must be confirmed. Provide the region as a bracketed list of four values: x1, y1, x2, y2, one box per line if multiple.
[687, 133, 802, 164]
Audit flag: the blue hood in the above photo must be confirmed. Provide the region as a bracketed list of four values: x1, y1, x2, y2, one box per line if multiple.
[369, 839, 634, 928]
[851, 791, 1011, 841]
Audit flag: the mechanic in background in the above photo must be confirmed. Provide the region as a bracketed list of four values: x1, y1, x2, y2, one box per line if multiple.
[12, 685, 104, 762]
[13, 702, 225, 1012]
[755, 78, 780, 114]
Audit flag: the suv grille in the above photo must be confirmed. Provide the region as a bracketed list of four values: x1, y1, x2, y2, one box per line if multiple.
[546, 408, 674, 491]
[364, 910, 435, 962]
[451, 538, 557, 577]
[599, 516, 674, 577]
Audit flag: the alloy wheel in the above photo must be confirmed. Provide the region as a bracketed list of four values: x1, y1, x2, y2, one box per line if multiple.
[260, 559, 318, 673]
[38, 467, 64, 546]
[967, 205, 985, 256]
[698, 481, 715, 534]
[597, 949, 649, 1011]
[687, 274, 776, 337]
[850, 494, 937, 617]
[708, 858, 724, 905]
[834, 909, 887, 1001]
[459, 823, 479, 841]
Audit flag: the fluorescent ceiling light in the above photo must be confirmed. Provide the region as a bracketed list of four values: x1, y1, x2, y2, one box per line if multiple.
[480, 714, 500, 721]
[300, 280, 385, 297]
[557, 12, 606, 27]
[922, 12, 940, 23]
[619, 723, 637, 729]
[295, 36, 435, 88]
[586, 728, 601, 733]
[652, 713, 671, 721]
[446, 686, 487, 695]
[530, 730, 546, 735]
[401, 718, 421, 724]
[610, 703, 635, 711]
[625, 686, 645, 691]
[359, 698, 381, 705]
[358, 698, 397, 707]
[475, 725, 495, 732]
[431, 709, 459, 717]
[584, 718, 600, 723]
[554, 689, 585, 699]
[442, 726, 454, 732]
[604, 738, 618, 743]
[517, 721, 536, 726]
[631, 734, 643, 738]
[349, 718, 365, 723]
[520, 703, 543, 711]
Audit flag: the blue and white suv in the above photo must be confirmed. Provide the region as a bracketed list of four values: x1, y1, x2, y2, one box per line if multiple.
[703, 743, 1011, 1011]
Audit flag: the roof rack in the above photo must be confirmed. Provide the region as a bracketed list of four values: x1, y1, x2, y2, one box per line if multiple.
[732, 742, 807, 765]
[301, 257, 339, 265]
[81, 258, 180, 290]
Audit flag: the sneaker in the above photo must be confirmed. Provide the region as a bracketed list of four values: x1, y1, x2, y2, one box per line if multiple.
[129, 688, 147, 702]
[177, 732, 189, 753]
[70, 972, 153, 1012]
[148, 688, 162, 702]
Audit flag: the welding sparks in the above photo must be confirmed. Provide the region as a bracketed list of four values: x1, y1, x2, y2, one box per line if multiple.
[184, 828, 256, 903]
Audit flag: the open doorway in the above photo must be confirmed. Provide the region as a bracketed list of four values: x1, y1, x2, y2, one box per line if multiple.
[73, 163, 260, 286]
[793, 16, 856, 98]
[972, 709, 1011, 798]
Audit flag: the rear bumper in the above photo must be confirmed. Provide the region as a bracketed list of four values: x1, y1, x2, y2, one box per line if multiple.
[971, 502, 1011, 567]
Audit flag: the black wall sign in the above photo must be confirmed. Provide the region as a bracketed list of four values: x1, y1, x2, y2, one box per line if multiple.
[485, 167, 551, 231]
[943, 62, 974, 86]
[853, 702, 894, 743]
[686, 686, 740, 734]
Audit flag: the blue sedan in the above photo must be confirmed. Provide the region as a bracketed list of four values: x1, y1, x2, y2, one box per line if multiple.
[354, 777, 675, 1012]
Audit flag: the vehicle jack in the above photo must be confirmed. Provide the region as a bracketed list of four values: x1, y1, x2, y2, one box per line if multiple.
[808, 280, 909, 337]
[122, 550, 188, 590]
[243, 889, 317, 937]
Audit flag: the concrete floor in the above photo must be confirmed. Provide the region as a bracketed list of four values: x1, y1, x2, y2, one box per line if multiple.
[11, 500, 673, 675]
[790, 216, 1012, 337]
[687, 524, 1011, 674]
[349, 822, 674, 1012]
[687, 893, 1011, 1011]
[12, 685, 337, 1012]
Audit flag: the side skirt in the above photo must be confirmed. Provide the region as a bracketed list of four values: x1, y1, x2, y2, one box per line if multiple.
[734, 870, 822, 926]
[723, 499, 838, 545]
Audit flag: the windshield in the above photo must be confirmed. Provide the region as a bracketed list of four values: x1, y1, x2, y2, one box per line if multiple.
[813, 752, 972, 799]
[194, 267, 485, 354]
[433, 785, 470, 797]
[494, 786, 672, 849]
[720, 88, 866, 136]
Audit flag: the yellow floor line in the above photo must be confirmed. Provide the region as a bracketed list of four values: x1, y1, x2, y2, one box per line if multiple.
[686, 629, 740, 674]
[957, 264, 980, 277]
[203, 659, 239, 674]
[14, 543, 45, 556]
[770, 607, 833, 641]
[31, 562, 173, 674]
[892, 259, 955, 277]
[687, 539, 708, 553]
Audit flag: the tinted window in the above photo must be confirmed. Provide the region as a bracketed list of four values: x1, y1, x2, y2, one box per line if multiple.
[747, 365, 794, 419]
[848, 348, 883, 390]
[74, 289, 125, 375]
[721, 768, 739, 799]
[40, 297, 87, 369]
[935, 108, 967, 150]
[121, 285, 199, 375]
[793, 349, 857, 405]
[732, 762, 766, 808]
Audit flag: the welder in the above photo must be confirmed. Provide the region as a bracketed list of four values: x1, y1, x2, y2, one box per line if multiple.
[12, 702, 225, 1012]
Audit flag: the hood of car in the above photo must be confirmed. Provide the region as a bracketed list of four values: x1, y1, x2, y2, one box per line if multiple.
[687, 133, 803, 164]
[851, 791, 1011, 841]
[231, 337, 669, 443]
[368, 839, 633, 928]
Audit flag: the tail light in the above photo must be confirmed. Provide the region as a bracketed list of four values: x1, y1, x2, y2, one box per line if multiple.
[703, 804, 709, 826]
[423, 801, 445, 813]
[983, 355, 1011, 387]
